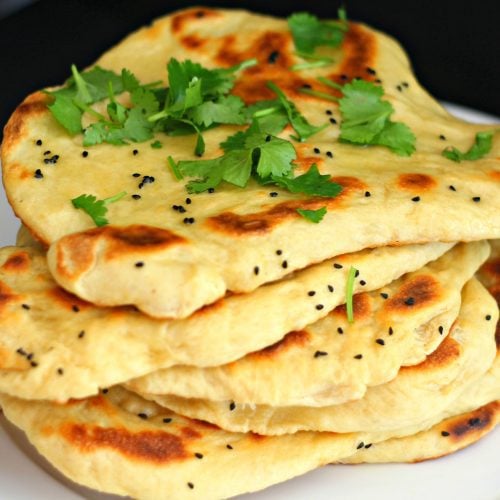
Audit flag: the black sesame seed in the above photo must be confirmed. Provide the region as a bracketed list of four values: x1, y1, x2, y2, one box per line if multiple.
[43, 150, 51, 156]
[364, 443, 373, 449]
[380, 292, 389, 299]
[254, 266, 260, 276]
[333, 263, 343, 269]
[472, 196, 481, 202]
[16, 348, 27, 356]
[441, 431, 450, 437]
[326, 110, 333, 116]
[439, 134, 446, 141]
[30, 361, 38, 367]
[328, 285, 334, 293]
[468, 417, 481, 426]
[57, 368, 64, 375]
[396, 85, 403, 92]
[354, 270, 360, 278]
[183, 217, 195, 224]
[315, 304, 324, 310]
[34, 169, 43, 179]
[102, 388, 109, 394]
[439, 325, 444, 334]
[132, 173, 141, 177]
[163, 417, 172, 423]
[449, 185, 456, 191]
[132, 194, 141, 200]
[195, 453, 204, 459]
[282, 260, 288, 269]
[375, 338, 385, 346]
[388, 327, 394, 335]
[402, 82, 409, 88]
[82, 151, 89, 158]
[314, 147, 321, 154]
[404, 297, 415, 306]
[27, 353, 34, 361]
[21, 304, 30, 310]
[36, 139, 43, 146]
[357, 442, 364, 449]
[269, 191, 278, 197]
[329, 117, 337, 124]
[374, 78, 382, 84]
[308, 291, 316, 297]
[185, 198, 192, 205]
[187, 483, 194, 489]
[135, 261, 145, 268]
[485, 314, 492, 321]
[326, 151, 333, 158]
[364, 191, 371, 197]
[138, 413, 148, 420]
[226, 444, 233, 450]
[314, 350, 328, 358]
[360, 280, 366, 286]
[354, 354, 363, 359]
[133, 149, 139, 155]
[72, 305, 80, 313]
[208, 188, 215, 193]
[366, 67, 377, 75]
[337, 327, 344, 334]
[178, 206, 187, 213]
[268, 50, 280, 64]
[276, 249, 283, 256]
[43, 155, 59, 165]
[78, 330, 85, 339]
[411, 196, 420, 202]
[265, 135, 272, 142]
[229, 401, 236, 411]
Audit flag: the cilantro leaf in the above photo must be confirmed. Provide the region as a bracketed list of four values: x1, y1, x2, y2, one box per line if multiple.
[245, 134, 296, 178]
[338, 79, 416, 156]
[189, 95, 246, 127]
[297, 207, 327, 223]
[270, 164, 342, 197]
[442, 131, 494, 162]
[288, 11, 347, 54]
[47, 94, 83, 135]
[71, 191, 126, 227]
[151, 140, 162, 149]
[267, 82, 327, 141]
[346, 266, 357, 323]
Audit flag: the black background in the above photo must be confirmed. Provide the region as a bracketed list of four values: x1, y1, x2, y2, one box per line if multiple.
[1, 0, 499, 136]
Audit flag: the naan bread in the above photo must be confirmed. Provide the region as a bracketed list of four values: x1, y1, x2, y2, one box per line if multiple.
[127, 241, 487, 407]
[143, 278, 498, 434]
[0, 240, 449, 401]
[2, 8, 499, 318]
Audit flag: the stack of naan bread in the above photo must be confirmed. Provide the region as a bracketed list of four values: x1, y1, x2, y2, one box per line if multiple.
[0, 7, 499, 499]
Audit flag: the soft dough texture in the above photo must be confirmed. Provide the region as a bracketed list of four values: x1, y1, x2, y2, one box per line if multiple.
[2, 8, 499, 318]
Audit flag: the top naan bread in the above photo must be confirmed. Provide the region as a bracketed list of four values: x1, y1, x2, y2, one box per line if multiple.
[2, 7, 499, 318]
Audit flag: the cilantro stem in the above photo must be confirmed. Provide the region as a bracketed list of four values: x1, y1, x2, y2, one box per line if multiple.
[71, 64, 92, 104]
[346, 266, 357, 324]
[73, 99, 109, 122]
[253, 107, 281, 118]
[294, 51, 334, 62]
[227, 58, 258, 72]
[103, 191, 127, 205]
[298, 88, 339, 102]
[291, 60, 334, 71]
[317, 77, 343, 90]
[168, 156, 184, 180]
[148, 110, 169, 122]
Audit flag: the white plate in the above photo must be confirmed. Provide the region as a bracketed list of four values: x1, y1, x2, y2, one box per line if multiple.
[0, 103, 499, 500]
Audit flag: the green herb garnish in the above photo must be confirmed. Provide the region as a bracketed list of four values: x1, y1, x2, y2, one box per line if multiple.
[346, 266, 357, 323]
[296, 206, 327, 223]
[442, 131, 494, 162]
[71, 191, 127, 227]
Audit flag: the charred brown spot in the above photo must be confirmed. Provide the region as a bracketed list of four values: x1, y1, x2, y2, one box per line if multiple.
[171, 8, 220, 34]
[333, 293, 371, 321]
[1, 252, 30, 273]
[104, 225, 186, 249]
[0, 281, 20, 308]
[446, 402, 498, 440]
[192, 419, 221, 431]
[249, 432, 267, 442]
[397, 173, 437, 191]
[206, 177, 363, 235]
[384, 275, 441, 312]
[2, 92, 49, 154]
[48, 287, 91, 312]
[60, 423, 191, 463]
[481, 257, 500, 284]
[181, 35, 206, 49]
[180, 426, 202, 440]
[405, 336, 460, 372]
[247, 330, 311, 360]
[192, 296, 227, 317]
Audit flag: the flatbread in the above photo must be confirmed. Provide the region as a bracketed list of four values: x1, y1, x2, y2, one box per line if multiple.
[0, 240, 451, 401]
[2, 7, 499, 318]
[143, 278, 498, 434]
[127, 241, 486, 407]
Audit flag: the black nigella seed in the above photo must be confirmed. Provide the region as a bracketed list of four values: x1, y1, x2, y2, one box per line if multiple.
[308, 291, 316, 297]
[195, 453, 204, 459]
[229, 401, 236, 411]
[138, 413, 148, 420]
[132, 194, 141, 200]
[27, 353, 34, 361]
[43, 155, 59, 165]
[22, 304, 30, 310]
[72, 305, 80, 313]
[441, 431, 450, 437]
[314, 147, 321, 154]
[314, 350, 328, 358]
[82, 151, 89, 158]
[36, 139, 43, 146]
[333, 263, 343, 269]
[402, 82, 409, 88]
[183, 217, 195, 224]
[365, 191, 371, 197]
[485, 314, 492, 321]
[340, 74, 348, 80]
[16, 348, 27, 356]
[388, 326, 394, 335]
[364, 443, 373, 449]
[360, 280, 366, 286]
[57, 368, 64, 375]
[472, 196, 481, 202]
[380, 293, 389, 299]
[301, 83, 312, 89]
[404, 297, 415, 306]
[449, 185, 456, 191]
[276, 249, 283, 256]
[337, 327, 344, 334]
[135, 261, 144, 268]
[185, 198, 192, 205]
[326, 151, 333, 158]
[254, 266, 260, 276]
[468, 417, 481, 426]
[267, 50, 280, 64]
[133, 149, 139, 155]
[411, 196, 420, 202]
[326, 110, 333, 116]
[34, 169, 43, 179]
[396, 85, 403, 92]
[328, 285, 334, 292]
[357, 442, 364, 449]
[439, 135, 446, 140]
[78, 330, 85, 339]
[226, 444, 233, 450]
[30, 361, 38, 367]
[187, 483, 194, 490]
[269, 192, 278, 197]
[315, 304, 324, 310]
[282, 260, 288, 269]
[375, 339, 385, 346]
[208, 188, 215, 193]
[329, 117, 337, 124]
[439, 325, 444, 334]
[354, 270, 360, 278]
[43, 150, 51, 156]
[132, 173, 141, 177]
[354, 354, 363, 360]
[375, 78, 382, 84]
[366, 67, 376, 75]
[265, 135, 272, 142]
[163, 417, 172, 423]
[102, 388, 109, 394]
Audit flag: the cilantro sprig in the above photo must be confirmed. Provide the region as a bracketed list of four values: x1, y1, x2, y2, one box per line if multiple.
[297, 207, 327, 223]
[442, 131, 494, 162]
[71, 191, 127, 227]
[346, 266, 357, 323]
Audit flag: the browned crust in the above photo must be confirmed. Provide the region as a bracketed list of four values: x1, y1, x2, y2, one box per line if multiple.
[403, 335, 460, 372]
[0, 281, 20, 310]
[383, 275, 442, 313]
[47, 287, 92, 312]
[171, 7, 221, 34]
[0, 251, 31, 273]
[332, 293, 372, 321]
[245, 330, 311, 361]
[397, 173, 438, 191]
